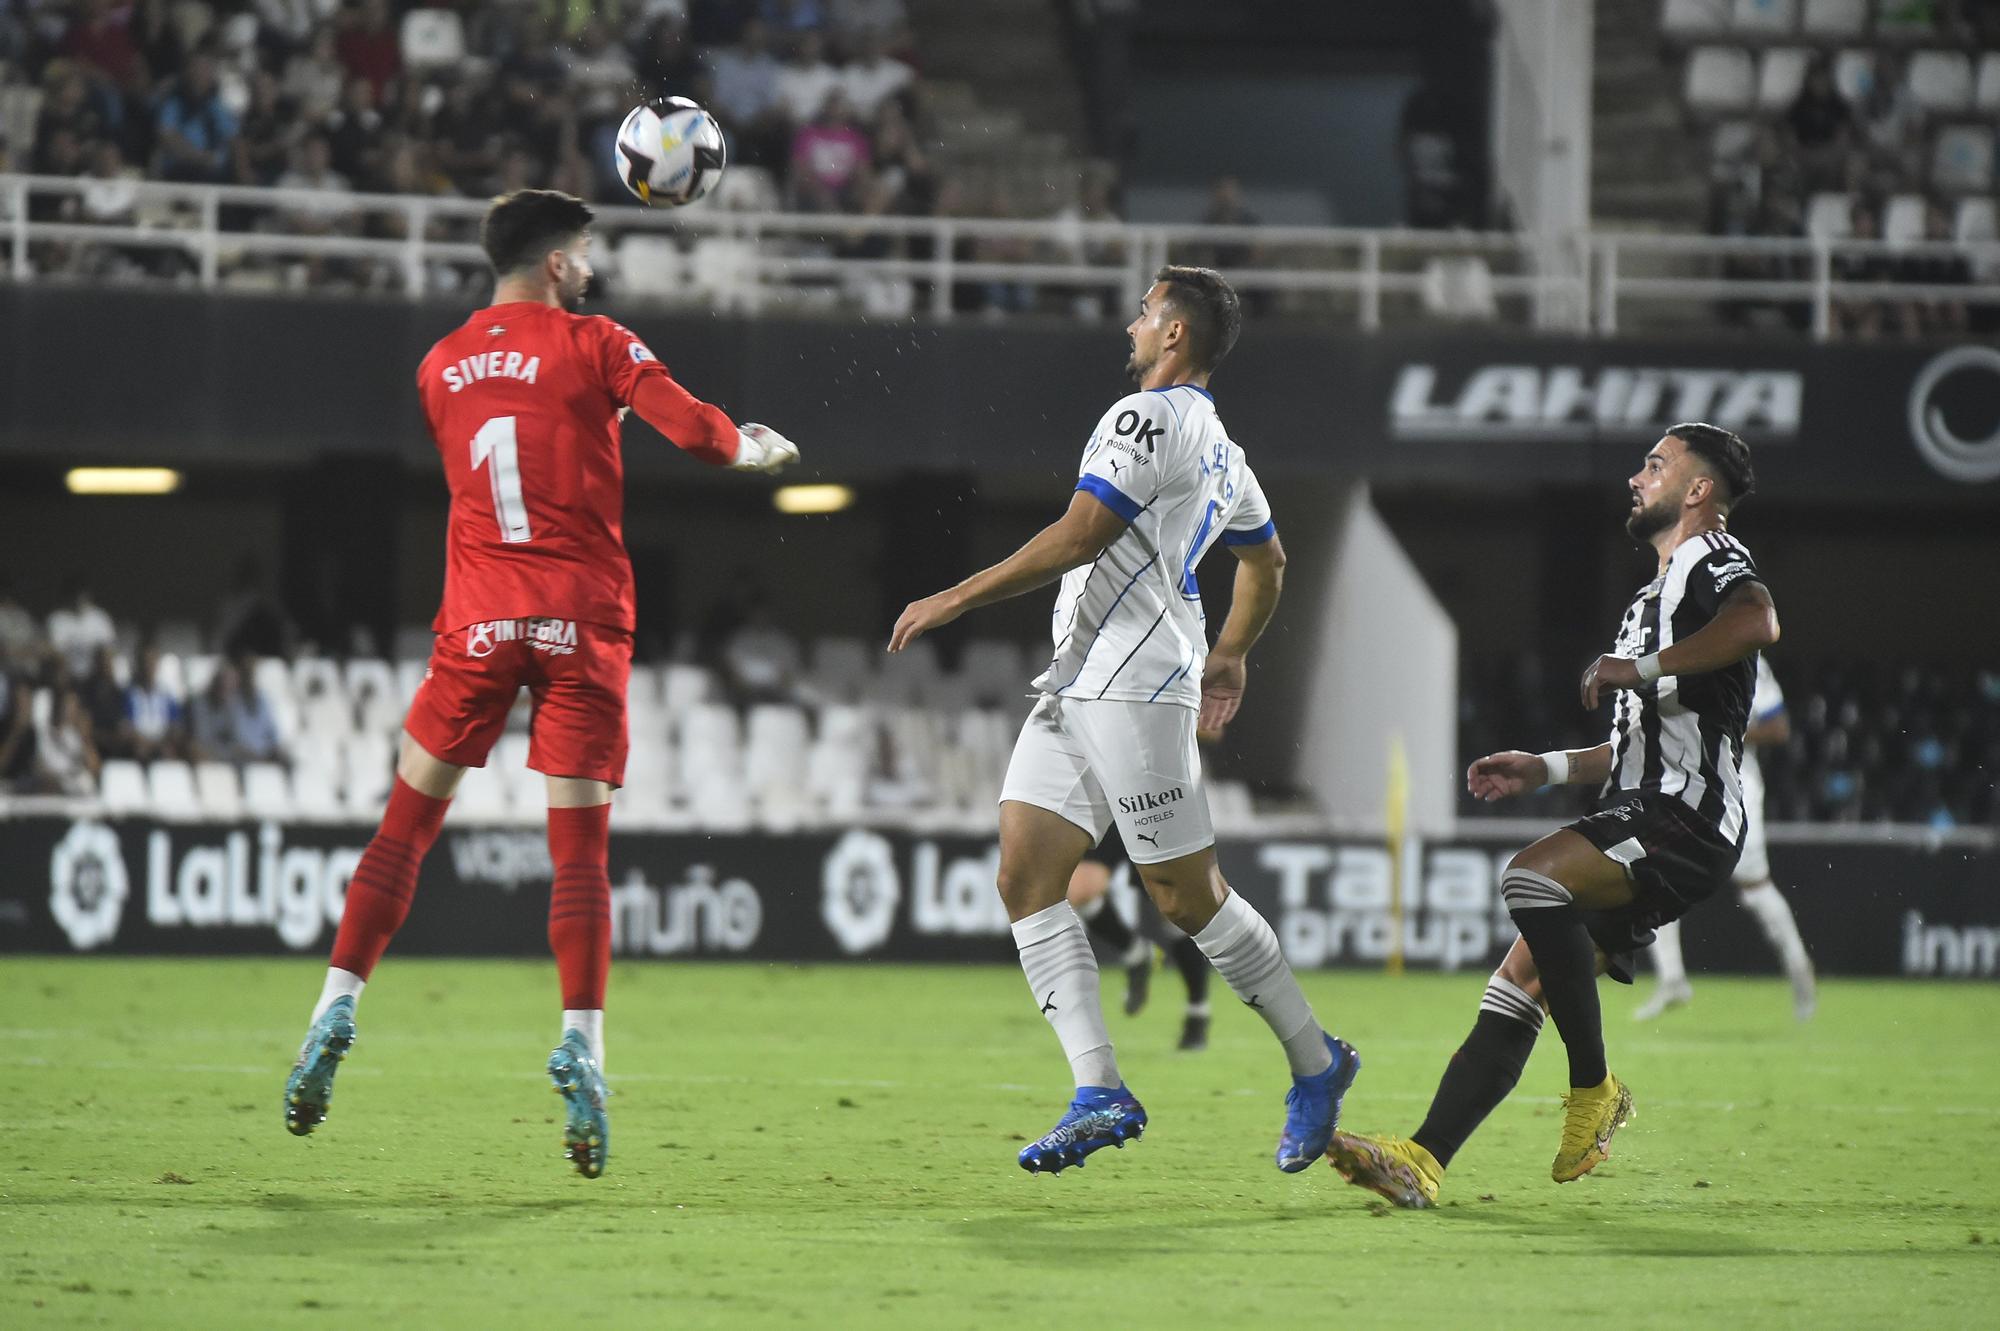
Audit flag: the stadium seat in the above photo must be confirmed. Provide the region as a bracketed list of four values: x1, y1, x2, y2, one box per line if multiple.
[808, 704, 872, 819]
[1686, 47, 1757, 112]
[745, 703, 812, 805]
[152, 652, 189, 703]
[678, 703, 744, 803]
[1731, 0, 1797, 38]
[345, 658, 402, 736]
[241, 762, 292, 820]
[687, 237, 760, 314]
[615, 235, 688, 299]
[194, 762, 244, 820]
[1931, 125, 1995, 193]
[1799, 0, 1866, 36]
[1832, 49, 1874, 102]
[1882, 193, 1927, 247]
[660, 663, 715, 718]
[395, 659, 427, 707]
[0, 85, 43, 163]
[960, 639, 1029, 706]
[451, 766, 511, 824]
[99, 760, 150, 815]
[184, 654, 219, 698]
[1907, 51, 1974, 113]
[1757, 47, 1811, 109]
[806, 638, 875, 704]
[400, 9, 467, 70]
[1806, 191, 1856, 239]
[341, 732, 395, 815]
[1872, 0, 1934, 37]
[148, 761, 203, 820]
[155, 621, 203, 657]
[393, 625, 434, 661]
[1661, 0, 1730, 39]
[1956, 196, 1998, 243]
[872, 638, 940, 705]
[494, 734, 544, 812]
[291, 764, 343, 821]
[704, 164, 780, 212]
[1975, 52, 2000, 112]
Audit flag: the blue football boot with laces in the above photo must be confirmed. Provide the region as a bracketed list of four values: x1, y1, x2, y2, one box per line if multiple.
[1017, 1085, 1147, 1174]
[547, 1030, 610, 1179]
[1275, 1034, 1361, 1172]
[283, 996, 356, 1137]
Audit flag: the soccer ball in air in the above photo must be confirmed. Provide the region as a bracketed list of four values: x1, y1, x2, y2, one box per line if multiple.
[613, 97, 727, 207]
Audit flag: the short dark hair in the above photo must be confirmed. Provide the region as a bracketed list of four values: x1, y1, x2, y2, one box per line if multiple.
[1153, 265, 1242, 374]
[1668, 421, 1755, 509]
[481, 189, 594, 277]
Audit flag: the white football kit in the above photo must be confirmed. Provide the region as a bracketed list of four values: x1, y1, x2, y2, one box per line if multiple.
[1733, 655, 1784, 883]
[1001, 383, 1277, 863]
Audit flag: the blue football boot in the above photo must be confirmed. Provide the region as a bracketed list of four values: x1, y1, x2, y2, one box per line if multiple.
[1017, 1086, 1147, 1174]
[547, 1031, 610, 1179]
[1276, 1034, 1360, 1173]
[283, 996, 356, 1137]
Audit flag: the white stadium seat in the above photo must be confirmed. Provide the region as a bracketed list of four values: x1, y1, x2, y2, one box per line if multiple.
[1907, 51, 1974, 113]
[745, 704, 812, 805]
[615, 236, 688, 299]
[400, 9, 466, 69]
[1806, 190, 1855, 240]
[396, 659, 428, 707]
[241, 762, 292, 820]
[152, 652, 189, 703]
[1661, 0, 1729, 39]
[1800, 0, 1865, 36]
[194, 762, 244, 820]
[345, 658, 402, 735]
[393, 625, 435, 662]
[1757, 47, 1811, 109]
[148, 761, 202, 820]
[872, 638, 939, 705]
[1931, 125, 1995, 193]
[1685, 47, 1756, 112]
[1956, 196, 1998, 244]
[341, 732, 395, 815]
[1731, 0, 1796, 38]
[184, 653, 219, 698]
[450, 766, 512, 823]
[959, 639, 1028, 706]
[805, 638, 874, 704]
[809, 704, 872, 819]
[100, 760, 150, 815]
[1872, 0, 1934, 37]
[1977, 53, 2000, 113]
[1882, 194, 1927, 248]
[1832, 49, 1874, 102]
[291, 764, 343, 821]
[704, 164, 780, 213]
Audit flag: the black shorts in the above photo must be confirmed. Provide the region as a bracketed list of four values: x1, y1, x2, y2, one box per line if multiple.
[1082, 825, 1128, 868]
[1565, 791, 1742, 984]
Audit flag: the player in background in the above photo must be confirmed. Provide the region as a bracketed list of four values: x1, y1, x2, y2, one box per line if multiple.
[889, 266, 1359, 1176]
[282, 190, 800, 1178]
[1327, 424, 1778, 1208]
[1069, 825, 1215, 1050]
[1636, 653, 1817, 1021]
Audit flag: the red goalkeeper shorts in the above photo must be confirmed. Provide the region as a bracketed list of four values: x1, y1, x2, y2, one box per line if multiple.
[404, 617, 631, 787]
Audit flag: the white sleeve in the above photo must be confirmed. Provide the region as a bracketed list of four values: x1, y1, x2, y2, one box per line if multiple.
[1750, 657, 1786, 721]
[1073, 392, 1165, 523]
[1221, 462, 1275, 546]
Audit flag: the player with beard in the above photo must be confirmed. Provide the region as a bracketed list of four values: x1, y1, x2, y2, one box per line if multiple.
[890, 266, 1358, 1176]
[282, 190, 801, 1178]
[1326, 424, 1778, 1206]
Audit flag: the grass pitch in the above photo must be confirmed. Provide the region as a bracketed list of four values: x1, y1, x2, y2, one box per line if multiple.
[4, 959, 1997, 1329]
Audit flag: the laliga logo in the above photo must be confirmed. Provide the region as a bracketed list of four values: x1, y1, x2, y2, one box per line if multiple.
[821, 830, 899, 954]
[1907, 346, 2000, 484]
[49, 820, 129, 950]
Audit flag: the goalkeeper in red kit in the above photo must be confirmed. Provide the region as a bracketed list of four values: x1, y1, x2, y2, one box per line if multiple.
[282, 190, 801, 1178]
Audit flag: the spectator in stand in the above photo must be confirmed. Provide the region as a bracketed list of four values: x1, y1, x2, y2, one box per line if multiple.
[635, 15, 710, 99]
[775, 30, 841, 126]
[763, 0, 831, 34]
[839, 26, 911, 120]
[789, 89, 870, 211]
[721, 593, 804, 705]
[283, 25, 347, 123]
[870, 97, 933, 213]
[34, 65, 106, 169]
[34, 686, 101, 797]
[122, 641, 187, 762]
[707, 19, 788, 165]
[1834, 199, 1898, 339]
[256, 0, 332, 54]
[335, 0, 401, 100]
[234, 70, 296, 187]
[1051, 161, 1122, 318]
[0, 667, 35, 792]
[191, 658, 282, 765]
[1900, 201, 1972, 336]
[1786, 55, 1851, 190]
[275, 132, 353, 243]
[1199, 176, 1262, 302]
[78, 644, 127, 755]
[0, 578, 43, 672]
[559, 18, 639, 124]
[431, 76, 503, 194]
[832, 0, 908, 38]
[323, 75, 383, 186]
[1857, 54, 1919, 167]
[48, 584, 117, 679]
[691, 0, 761, 45]
[214, 556, 299, 660]
[63, 0, 144, 89]
[153, 52, 238, 183]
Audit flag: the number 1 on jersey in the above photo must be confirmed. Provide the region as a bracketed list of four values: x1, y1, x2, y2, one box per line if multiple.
[471, 416, 531, 543]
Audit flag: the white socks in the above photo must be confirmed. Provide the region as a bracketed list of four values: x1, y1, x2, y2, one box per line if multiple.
[1193, 892, 1332, 1077]
[1012, 901, 1120, 1089]
[563, 1009, 605, 1068]
[1740, 883, 1811, 978]
[311, 968, 366, 1023]
[1649, 919, 1690, 988]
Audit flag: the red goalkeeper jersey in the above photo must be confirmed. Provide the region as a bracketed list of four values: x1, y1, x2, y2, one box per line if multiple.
[417, 302, 680, 635]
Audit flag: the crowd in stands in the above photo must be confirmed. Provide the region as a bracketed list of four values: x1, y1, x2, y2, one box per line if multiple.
[1459, 652, 1999, 830]
[1671, 0, 2000, 335]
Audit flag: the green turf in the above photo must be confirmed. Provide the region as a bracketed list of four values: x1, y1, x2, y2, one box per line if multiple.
[4, 959, 1997, 1329]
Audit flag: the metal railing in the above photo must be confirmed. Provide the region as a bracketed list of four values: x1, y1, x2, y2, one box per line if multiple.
[5, 173, 2000, 339]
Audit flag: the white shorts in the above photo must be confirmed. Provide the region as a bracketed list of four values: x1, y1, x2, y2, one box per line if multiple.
[1000, 694, 1215, 864]
[1732, 776, 1770, 885]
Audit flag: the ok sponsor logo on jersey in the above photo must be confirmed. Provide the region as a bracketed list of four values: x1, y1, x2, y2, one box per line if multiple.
[465, 618, 580, 658]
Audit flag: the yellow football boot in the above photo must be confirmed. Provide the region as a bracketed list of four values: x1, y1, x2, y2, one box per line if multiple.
[1552, 1073, 1634, 1183]
[1326, 1132, 1443, 1209]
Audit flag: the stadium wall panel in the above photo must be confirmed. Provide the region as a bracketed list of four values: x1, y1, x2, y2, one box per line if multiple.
[9, 815, 1995, 979]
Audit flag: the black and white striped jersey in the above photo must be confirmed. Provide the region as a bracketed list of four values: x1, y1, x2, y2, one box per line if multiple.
[1603, 530, 1766, 844]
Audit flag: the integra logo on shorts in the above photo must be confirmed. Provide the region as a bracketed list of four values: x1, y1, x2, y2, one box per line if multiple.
[465, 618, 578, 658]
[1117, 786, 1184, 816]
